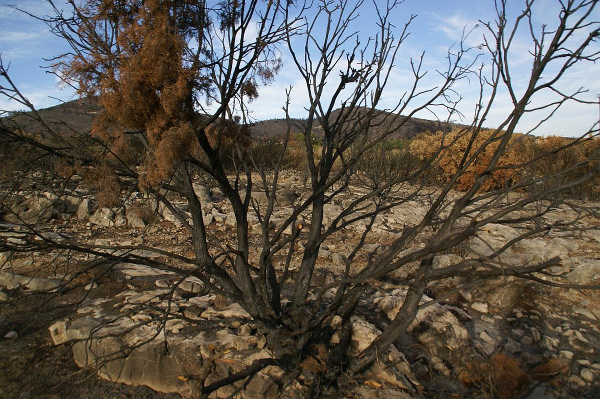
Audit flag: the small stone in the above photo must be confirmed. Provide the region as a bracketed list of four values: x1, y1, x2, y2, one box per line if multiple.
[542, 336, 559, 351]
[477, 332, 497, 356]
[513, 328, 525, 336]
[85, 282, 99, 290]
[231, 320, 241, 329]
[573, 308, 597, 320]
[574, 330, 589, 344]
[0, 291, 7, 302]
[155, 279, 171, 288]
[459, 289, 472, 302]
[530, 327, 541, 342]
[239, 324, 253, 336]
[559, 350, 574, 360]
[319, 248, 330, 258]
[330, 315, 342, 329]
[590, 363, 600, 370]
[471, 302, 488, 313]
[4, 330, 18, 339]
[577, 359, 591, 366]
[256, 335, 267, 349]
[183, 305, 203, 321]
[568, 376, 586, 387]
[580, 368, 594, 383]
[480, 331, 495, 344]
[431, 356, 451, 376]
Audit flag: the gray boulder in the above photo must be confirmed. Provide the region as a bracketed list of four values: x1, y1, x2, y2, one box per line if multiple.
[6, 196, 56, 224]
[567, 259, 600, 285]
[76, 198, 94, 220]
[89, 207, 115, 227]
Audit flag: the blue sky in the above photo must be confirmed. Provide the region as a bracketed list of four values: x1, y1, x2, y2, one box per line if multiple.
[1, 0, 599, 137]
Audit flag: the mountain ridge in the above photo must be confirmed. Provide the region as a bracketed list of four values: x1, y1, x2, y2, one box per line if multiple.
[4, 97, 465, 140]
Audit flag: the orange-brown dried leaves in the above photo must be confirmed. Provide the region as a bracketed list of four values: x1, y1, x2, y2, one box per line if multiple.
[67, 0, 197, 185]
[142, 122, 202, 188]
[410, 129, 530, 191]
[205, 118, 251, 150]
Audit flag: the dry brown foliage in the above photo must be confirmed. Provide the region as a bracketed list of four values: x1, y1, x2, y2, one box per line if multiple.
[409, 129, 530, 191]
[529, 135, 600, 198]
[458, 353, 530, 397]
[409, 129, 599, 197]
[64, 0, 202, 190]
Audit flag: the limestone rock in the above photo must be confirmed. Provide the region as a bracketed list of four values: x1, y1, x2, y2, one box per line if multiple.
[471, 302, 489, 313]
[580, 368, 594, 382]
[89, 207, 115, 227]
[244, 365, 284, 398]
[6, 195, 56, 224]
[567, 259, 600, 285]
[160, 203, 191, 226]
[193, 183, 213, 204]
[76, 198, 94, 220]
[350, 316, 380, 354]
[375, 289, 469, 352]
[200, 303, 251, 319]
[72, 337, 198, 396]
[0, 271, 59, 292]
[433, 254, 463, 269]
[211, 209, 227, 223]
[4, 330, 18, 339]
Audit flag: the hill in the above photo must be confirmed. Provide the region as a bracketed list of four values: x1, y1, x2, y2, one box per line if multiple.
[3, 97, 463, 140]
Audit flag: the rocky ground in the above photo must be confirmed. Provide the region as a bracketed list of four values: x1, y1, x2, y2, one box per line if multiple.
[1, 171, 600, 398]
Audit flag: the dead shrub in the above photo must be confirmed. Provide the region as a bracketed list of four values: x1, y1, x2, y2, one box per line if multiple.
[528, 136, 600, 200]
[409, 129, 530, 192]
[83, 163, 121, 208]
[355, 142, 428, 185]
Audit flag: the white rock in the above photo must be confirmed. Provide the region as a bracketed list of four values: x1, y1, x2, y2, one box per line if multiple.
[211, 209, 227, 223]
[471, 302, 489, 313]
[76, 198, 93, 220]
[225, 213, 237, 227]
[350, 316, 380, 354]
[580, 368, 594, 382]
[0, 272, 59, 292]
[200, 303, 251, 319]
[89, 207, 115, 227]
[573, 308, 597, 320]
[203, 213, 214, 226]
[567, 260, 600, 285]
[559, 350, 574, 360]
[4, 330, 18, 339]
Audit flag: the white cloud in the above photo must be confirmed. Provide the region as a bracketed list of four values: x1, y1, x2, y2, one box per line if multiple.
[436, 14, 483, 49]
[0, 29, 45, 42]
[0, 84, 76, 112]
